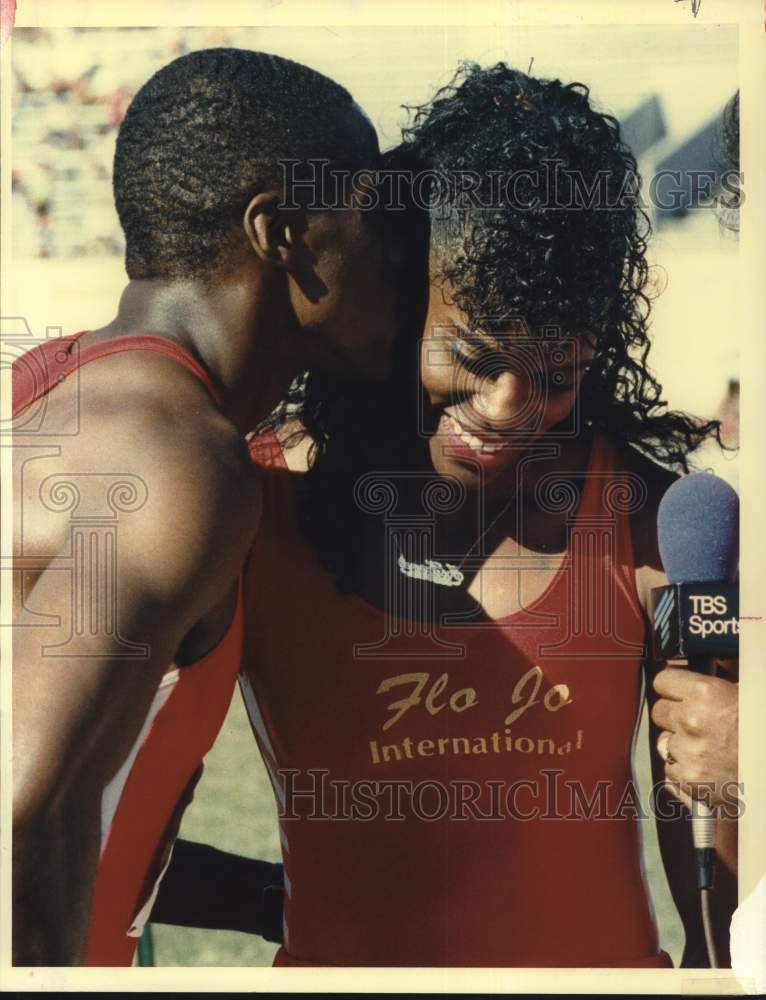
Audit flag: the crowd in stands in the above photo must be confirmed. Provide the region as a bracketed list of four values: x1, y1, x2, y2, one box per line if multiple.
[12, 26, 244, 258]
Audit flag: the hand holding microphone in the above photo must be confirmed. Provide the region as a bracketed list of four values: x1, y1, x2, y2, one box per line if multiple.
[651, 665, 739, 811]
[648, 471, 739, 968]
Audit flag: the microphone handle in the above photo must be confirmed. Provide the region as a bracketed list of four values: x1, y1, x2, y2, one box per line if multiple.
[678, 654, 716, 887]
[672, 638, 720, 964]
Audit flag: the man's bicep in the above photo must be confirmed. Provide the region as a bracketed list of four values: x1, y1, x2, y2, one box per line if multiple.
[12, 426, 256, 816]
[12, 536, 189, 825]
[109, 428, 259, 609]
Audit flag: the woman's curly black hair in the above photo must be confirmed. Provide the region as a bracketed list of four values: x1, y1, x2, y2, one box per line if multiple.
[270, 62, 725, 590]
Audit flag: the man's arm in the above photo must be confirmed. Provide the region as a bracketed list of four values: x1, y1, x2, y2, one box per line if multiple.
[149, 839, 284, 942]
[646, 661, 737, 967]
[650, 663, 739, 968]
[651, 665, 739, 814]
[627, 448, 737, 966]
[12, 411, 260, 966]
[12, 544, 178, 965]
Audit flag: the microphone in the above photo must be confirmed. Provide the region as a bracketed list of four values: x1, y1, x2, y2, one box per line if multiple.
[650, 472, 739, 968]
[651, 472, 739, 666]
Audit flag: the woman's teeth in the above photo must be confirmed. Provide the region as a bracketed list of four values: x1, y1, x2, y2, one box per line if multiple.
[447, 416, 503, 454]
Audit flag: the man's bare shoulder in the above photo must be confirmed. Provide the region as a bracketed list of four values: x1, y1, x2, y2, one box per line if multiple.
[64, 347, 254, 476]
[20, 349, 262, 592]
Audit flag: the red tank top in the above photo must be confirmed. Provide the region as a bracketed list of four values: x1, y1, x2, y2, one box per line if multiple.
[241, 427, 671, 968]
[13, 331, 242, 966]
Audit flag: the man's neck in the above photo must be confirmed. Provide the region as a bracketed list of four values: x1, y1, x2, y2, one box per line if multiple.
[96, 276, 300, 434]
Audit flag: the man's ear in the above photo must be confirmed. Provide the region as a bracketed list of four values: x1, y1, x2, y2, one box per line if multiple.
[243, 192, 298, 270]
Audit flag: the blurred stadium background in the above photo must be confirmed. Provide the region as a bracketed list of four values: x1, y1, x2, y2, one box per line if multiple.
[8, 22, 739, 967]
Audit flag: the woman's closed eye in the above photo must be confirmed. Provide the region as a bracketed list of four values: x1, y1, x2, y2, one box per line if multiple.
[448, 340, 580, 391]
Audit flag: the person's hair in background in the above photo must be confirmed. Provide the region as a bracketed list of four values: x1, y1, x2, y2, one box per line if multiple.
[276, 61, 726, 589]
[713, 90, 741, 451]
[715, 90, 740, 234]
[113, 48, 377, 280]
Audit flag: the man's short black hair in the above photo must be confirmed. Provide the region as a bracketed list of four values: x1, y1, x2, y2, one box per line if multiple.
[114, 48, 377, 279]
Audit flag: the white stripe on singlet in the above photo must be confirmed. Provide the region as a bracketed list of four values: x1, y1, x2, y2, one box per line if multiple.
[279, 825, 290, 853]
[239, 672, 286, 809]
[239, 671, 278, 761]
[239, 671, 292, 892]
[630, 670, 661, 936]
[99, 667, 180, 853]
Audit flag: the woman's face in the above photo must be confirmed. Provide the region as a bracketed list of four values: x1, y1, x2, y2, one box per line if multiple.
[419, 279, 595, 489]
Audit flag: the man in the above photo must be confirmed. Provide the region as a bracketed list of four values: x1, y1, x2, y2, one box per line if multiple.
[12, 47, 399, 966]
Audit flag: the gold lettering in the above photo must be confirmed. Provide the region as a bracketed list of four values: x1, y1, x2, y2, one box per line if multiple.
[381, 742, 403, 762]
[544, 683, 573, 712]
[370, 727, 584, 763]
[377, 672, 429, 731]
[505, 665, 542, 726]
[450, 687, 479, 713]
[425, 672, 449, 715]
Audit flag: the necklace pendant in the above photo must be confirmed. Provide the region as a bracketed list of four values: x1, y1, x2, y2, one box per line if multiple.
[397, 553, 465, 588]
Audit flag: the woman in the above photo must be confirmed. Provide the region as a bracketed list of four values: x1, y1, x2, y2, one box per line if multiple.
[157, 63, 737, 966]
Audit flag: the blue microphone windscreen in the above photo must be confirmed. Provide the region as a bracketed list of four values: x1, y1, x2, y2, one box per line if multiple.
[657, 472, 739, 583]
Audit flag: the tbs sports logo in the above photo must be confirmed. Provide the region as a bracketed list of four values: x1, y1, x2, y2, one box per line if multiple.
[688, 593, 739, 638]
[650, 582, 739, 659]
